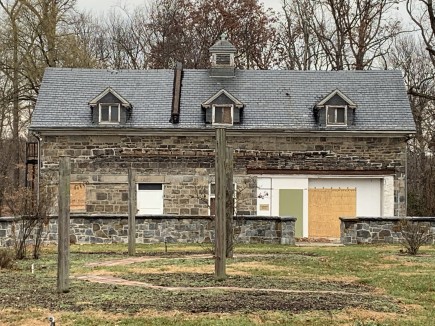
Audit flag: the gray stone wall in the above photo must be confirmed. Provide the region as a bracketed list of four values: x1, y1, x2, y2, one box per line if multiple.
[340, 217, 435, 245]
[0, 215, 296, 246]
[40, 133, 408, 216]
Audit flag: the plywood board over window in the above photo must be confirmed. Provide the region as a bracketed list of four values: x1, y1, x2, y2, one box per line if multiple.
[308, 188, 356, 238]
[70, 183, 86, 211]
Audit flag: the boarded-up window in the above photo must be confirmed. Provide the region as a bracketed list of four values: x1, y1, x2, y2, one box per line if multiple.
[308, 188, 356, 237]
[70, 183, 86, 211]
[213, 106, 233, 125]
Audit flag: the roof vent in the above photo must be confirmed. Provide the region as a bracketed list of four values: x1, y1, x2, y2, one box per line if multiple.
[209, 33, 236, 78]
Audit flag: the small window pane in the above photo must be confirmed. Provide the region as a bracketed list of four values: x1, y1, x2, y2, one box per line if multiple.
[110, 106, 119, 122]
[215, 108, 223, 123]
[100, 106, 109, 121]
[327, 108, 335, 124]
[327, 107, 346, 125]
[336, 107, 345, 123]
[138, 183, 162, 191]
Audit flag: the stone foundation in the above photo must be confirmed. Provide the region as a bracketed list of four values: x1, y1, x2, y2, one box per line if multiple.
[0, 215, 295, 246]
[340, 217, 435, 245]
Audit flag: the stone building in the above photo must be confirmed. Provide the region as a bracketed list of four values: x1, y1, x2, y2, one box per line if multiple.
[29, 36, 415, 240]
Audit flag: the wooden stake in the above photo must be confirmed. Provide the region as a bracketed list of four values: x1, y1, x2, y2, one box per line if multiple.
[226, 147, 234, 258]
[57, 156, 70, 293]
[215, 128, 226, 280]
[128, 168, 137, 256]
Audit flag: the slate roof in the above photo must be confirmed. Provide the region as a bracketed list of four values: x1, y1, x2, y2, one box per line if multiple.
[30, 67, 416, 132]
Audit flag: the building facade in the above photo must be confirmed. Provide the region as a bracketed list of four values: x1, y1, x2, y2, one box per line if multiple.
[29, 37, 415, 239]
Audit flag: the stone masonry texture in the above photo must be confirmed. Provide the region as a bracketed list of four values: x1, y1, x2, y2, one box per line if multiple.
[0, 215, 296, 246]
[340, 217, 435, 245]
[39, 133, 408, 217]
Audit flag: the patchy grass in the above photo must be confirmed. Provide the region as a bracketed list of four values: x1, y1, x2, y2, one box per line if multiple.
[0, 243, 434, 325]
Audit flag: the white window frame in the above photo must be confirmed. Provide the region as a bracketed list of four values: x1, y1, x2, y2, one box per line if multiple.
[212, 104, 234, 126]
[137, 183, 164, 215]
[99, 103, 121, 124]
[326, 105, 347, 126]
[209, 182, 237, 215]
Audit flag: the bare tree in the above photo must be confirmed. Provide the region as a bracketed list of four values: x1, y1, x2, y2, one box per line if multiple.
[390, 1, 435, 215]
[0, 0, 24, 188]
[0, 0, 95, 206]
[389, 35, 435, 216]
[407, 0, 435, 68]
[279, 0, 401, 70]
[5, 183, 53, 259]
[277, 0, 325, 69]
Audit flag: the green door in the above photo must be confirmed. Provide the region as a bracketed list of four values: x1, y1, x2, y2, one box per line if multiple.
[279, 189, 303, 238]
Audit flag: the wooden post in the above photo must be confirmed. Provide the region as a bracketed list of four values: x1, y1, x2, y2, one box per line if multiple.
[215, 128, 226, 280]
[128, 168, 137, 256]
[226, 147, 234, 258]
[57, 156, 70, 293]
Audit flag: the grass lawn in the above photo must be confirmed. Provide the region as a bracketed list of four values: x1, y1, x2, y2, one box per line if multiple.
[0, 243, 434, 325]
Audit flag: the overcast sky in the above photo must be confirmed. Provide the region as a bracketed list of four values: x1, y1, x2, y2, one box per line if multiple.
[76, 0, 283, 14]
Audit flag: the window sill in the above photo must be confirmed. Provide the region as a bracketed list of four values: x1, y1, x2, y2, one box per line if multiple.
[212, 123, 233, 127]
[326, 124, 347, 127]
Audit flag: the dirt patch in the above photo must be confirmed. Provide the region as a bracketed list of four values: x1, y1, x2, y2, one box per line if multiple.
[121, 272, 376, 293]
[0, 272, 397, 315]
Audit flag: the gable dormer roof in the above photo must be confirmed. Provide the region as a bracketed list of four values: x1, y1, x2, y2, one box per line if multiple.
[201, 89, 244, 108]
[88, 87, 131, 108]
[316, 89, 357, 108]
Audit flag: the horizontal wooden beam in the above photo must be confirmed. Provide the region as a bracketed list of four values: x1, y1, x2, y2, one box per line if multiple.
[247, 169, 395, 176]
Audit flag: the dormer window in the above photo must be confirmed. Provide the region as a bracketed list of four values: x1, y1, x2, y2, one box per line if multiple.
[89, 87, 132, 126]
[202, 89, 244, 126]
[315, 89, 356, 128]
[327, 106, 347, 125]
[99, 104, 120, 124]
[213, 104, 233, 125]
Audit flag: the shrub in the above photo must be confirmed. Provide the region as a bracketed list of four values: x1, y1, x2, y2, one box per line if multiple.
[399, 219, 433, 255]
[5, 184, 54, 260]
[0, 248, 15, 269]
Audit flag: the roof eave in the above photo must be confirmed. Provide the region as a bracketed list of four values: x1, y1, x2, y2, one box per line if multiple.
[29, 126, 416, 138]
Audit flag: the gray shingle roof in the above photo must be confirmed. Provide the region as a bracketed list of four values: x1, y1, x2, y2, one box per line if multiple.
[30, 67, 416, 132]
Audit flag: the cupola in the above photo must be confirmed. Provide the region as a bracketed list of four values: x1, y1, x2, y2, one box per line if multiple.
[209, 33, 236, 78]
